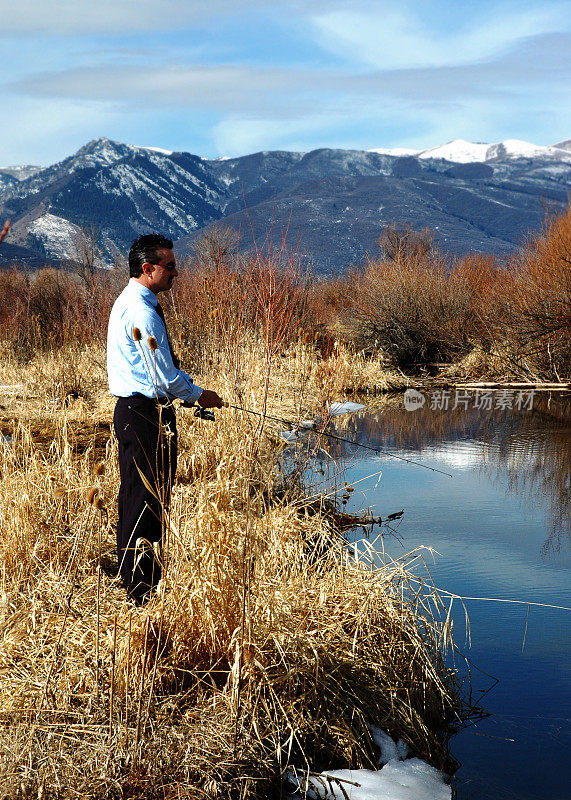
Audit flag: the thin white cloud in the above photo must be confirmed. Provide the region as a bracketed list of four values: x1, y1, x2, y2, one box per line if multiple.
[16, 65, 325, 114]
[2, 2, 570, 161]
[15, 32, 570, 110]
[311, 1, 570, 69]
[0, 0, 268, 34]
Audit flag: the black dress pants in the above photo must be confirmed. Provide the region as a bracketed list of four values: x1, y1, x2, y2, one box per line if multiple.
[113, 395, 177, 604]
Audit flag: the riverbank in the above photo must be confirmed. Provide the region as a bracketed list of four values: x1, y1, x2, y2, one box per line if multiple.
[0, 341, 475, 799]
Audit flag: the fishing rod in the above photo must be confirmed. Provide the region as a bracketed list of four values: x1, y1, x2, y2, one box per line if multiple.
[184, 400, 452, 477]
[289, 422, 453, 478]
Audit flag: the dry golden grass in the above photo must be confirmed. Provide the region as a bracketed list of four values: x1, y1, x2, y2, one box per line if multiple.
[441, 345, 516, 382]
[2, 213, 565, 795]
[0, 340, 469, 800]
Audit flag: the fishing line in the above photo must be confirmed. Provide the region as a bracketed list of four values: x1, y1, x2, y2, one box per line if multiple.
[221, 402, 453, 478]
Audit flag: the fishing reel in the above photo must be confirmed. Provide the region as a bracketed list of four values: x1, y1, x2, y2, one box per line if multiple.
[180, 401, 216, 421]
[194, 406, 216, 421]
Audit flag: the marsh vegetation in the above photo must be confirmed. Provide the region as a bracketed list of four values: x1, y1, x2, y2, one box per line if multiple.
[0, 209, 568, 798]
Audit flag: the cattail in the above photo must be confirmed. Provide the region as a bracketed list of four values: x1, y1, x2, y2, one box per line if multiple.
[53, 487, 65, 499]
[314, 331, 319, 342]
[148, 336, 158, 351]
[132, 327, 142, 342]
[304, 333, 311, 344]
[94, 461, 105, 476]
[94, 496, 106, 511]
[298, 327, 303, 339]
[88, 487, 98, 505]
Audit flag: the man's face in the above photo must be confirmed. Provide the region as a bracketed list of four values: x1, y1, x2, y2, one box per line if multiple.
[144, 248, 178, 294]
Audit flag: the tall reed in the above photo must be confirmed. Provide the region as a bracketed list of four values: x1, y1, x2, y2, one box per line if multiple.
[0, 338, 472, 799]
[0, 225, 497, 798]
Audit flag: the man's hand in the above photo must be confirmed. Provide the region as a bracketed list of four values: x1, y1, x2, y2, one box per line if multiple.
[198, 389, 224, 409]
[0, 219, 10, 244]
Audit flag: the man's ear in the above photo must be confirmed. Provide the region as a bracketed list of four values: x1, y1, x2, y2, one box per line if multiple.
[141, 262, 155, 277]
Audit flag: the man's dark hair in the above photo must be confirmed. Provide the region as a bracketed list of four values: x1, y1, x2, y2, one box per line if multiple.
[129, 234, 174, 278]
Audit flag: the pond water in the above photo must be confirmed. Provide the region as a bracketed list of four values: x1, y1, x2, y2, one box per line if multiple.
[305, 392, 570, 800]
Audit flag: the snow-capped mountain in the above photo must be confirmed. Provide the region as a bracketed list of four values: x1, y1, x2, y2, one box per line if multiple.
[0, 138, 223, 266]
[0, 165, 42, 181]
[369, 138, 571, 164]
[0, 164, 43, 195]
[0, 136, 569, 273]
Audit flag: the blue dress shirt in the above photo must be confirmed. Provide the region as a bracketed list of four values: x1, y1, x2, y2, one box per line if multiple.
[107, 279, 203, 403]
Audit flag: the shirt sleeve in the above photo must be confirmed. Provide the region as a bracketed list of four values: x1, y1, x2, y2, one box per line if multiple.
[135, 307, 203, 403]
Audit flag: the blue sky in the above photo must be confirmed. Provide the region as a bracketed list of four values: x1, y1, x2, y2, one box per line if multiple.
[1, 0, 570, 165]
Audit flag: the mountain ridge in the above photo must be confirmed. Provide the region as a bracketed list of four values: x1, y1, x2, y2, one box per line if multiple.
[368, 137, 571, 164]
[1, 136, 569, 273]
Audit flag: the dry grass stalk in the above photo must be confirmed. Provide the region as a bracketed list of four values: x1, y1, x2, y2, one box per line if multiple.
[109, 614, 117, 737]
[0, 391, 471, 799]
[0, 247, 479, 798]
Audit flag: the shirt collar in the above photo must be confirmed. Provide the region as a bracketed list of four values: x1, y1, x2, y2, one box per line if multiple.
[128, 278, 158, 307]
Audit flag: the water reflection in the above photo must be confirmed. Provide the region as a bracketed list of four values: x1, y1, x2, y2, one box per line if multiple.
[312, 393, 571, 800]
[329, 393, 570, 548]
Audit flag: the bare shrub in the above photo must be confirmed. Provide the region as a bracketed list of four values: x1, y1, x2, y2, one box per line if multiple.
[347, 247, 474, 369]
[0, 263, 120, 362]
[377, 222, 435, 263]
[191, 222, 241, 268]
[172, 230, 315, 381]
[0, 267, 30, 349]
[68, 224, 104, 282]
[498, 208, 571, 380]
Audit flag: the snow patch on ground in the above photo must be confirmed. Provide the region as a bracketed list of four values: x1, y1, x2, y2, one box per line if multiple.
[298, 761, 450, 800]
[217, 174, 238, 187]
[287, 728, 450, 800]
[28, 213, 81, 260]
[488, 138, 559, 160]
[371, 727, 410, 765]
[0, 384, 25, 394]
[535, 164, 571, 177]
[75, 140, 127, 169]
[328, 401, 365, 417]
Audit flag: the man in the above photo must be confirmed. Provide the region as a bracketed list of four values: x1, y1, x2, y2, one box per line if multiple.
[107, 233, 222, 605]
